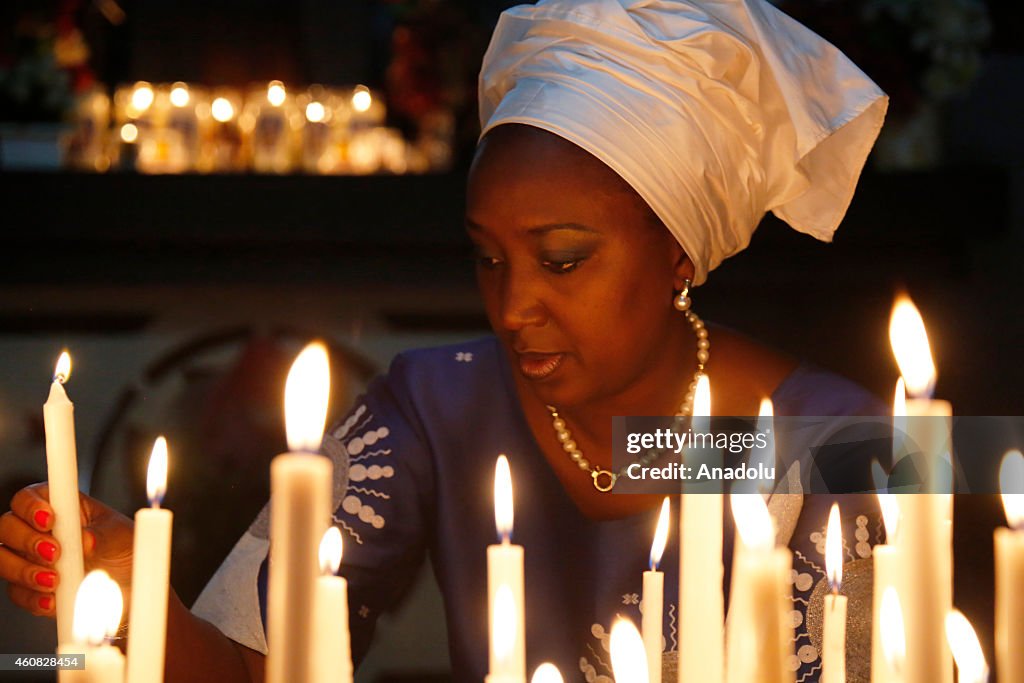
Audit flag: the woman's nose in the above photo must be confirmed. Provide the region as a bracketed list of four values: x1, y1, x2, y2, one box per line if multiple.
[497, 267, 548, 332]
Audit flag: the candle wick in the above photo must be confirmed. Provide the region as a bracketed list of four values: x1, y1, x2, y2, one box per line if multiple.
[53, 374, 67, 385]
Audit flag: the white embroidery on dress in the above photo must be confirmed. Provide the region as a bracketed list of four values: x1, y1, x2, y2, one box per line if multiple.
[340, 418, 393, 532]
[668, 602, 678, 652]
[855, 514, 873, 558]
[454, 351, 474, 362]
[333, 517, 363, 545]
[622, 593, 640, 606]
[332, 404, 367, 440]
[351, 448, 393, 463]
[358, 605, 370, 618]
[797, 663, 822, 683]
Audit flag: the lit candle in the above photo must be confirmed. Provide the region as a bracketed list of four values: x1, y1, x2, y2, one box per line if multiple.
[889, 296, 953, 683]
[945, 610, 989, 683]
[126, 437, 173, 683]
[880, 588, 907, 683]
[267, 342, 333, 683]
[610, 618, 649, 683]
[726, 494, 793, 683]
[642, 497, 669, 683]
[487, 455, 525, 683]
[58, 570, 125, 683]
[312, 526, 352, 683]
[679, 375, 724, 683]
[822, 504, 847, 683]
[995, 450, 1023, 683]
[43, 351, 85, 647]
[530, 663, 563, 683]
[872, 462, 902, 683]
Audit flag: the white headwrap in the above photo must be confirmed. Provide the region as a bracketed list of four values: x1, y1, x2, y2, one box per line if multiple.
[479, 0, 888, 285]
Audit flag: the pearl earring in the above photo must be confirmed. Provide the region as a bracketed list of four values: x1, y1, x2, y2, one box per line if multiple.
[673, 278, 692, 312]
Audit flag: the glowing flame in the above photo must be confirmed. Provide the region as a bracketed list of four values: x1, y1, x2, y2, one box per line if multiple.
[694, 374, 710, 417]
[120, 122, 139, 143]
[267, 81, 286, 107]
[352, 86, 372, 113]
[751, 398, 775, 496]
[170, 83, 190, 108]
[872, 461, 900, 542]
[945, 610, 989, 683]
[825, 503, 843, 591]
[880, 587, 906, 676]
[531, 663, 564, 683]
[1000, 450, 1024, 530]
[494, 455, 514, 542]
[649, 497, 670, 570]
[318, 526, 343, 576]
[130, 83, 154, 113]
[72, 570, 123, 646]
[894, 377, 906, 416]
[492, 584, 517, 663]
[211, 97, 235, 123]
[53, 351, 72, 384]
[284, 342, 331, 453]
[609, 618, 649, 683]
[305, 101, 326, 123]
[146, 436, 168, 507]
[889, 295, 937, 398]
[730, 493, 774, 552]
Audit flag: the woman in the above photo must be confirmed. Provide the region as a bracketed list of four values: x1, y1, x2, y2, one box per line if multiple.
[0, 0, 888, 681]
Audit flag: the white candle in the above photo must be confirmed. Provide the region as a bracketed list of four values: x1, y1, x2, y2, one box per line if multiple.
[312, 526, 352, 683]
[61, 570, 125, 683]
[43, 351, 85, 646]
[125, 437, 173, 683]
[822, 504, 847, 683]
[945, 610, 989, 683]
[889, 297, 953, 683]
[643, 498, 670, 683]
[726, 494, 794, 683]
[267, 343, 333, 683]
[880, 588, 907, 683]
[610, 618, 650, 683]
[995, 450, 1023, 683]
[871, 475, 902, 683]
[488, 455, 525, 683]
[679, 375, 723, 683]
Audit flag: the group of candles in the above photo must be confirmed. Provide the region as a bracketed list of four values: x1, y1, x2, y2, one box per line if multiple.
[40, 295, 1023, 682]
[482, 295, 1024, 683]
[64, 80, 454, 175]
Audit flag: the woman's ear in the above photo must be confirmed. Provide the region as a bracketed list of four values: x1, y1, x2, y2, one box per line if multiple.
[672, 250, 696, 290]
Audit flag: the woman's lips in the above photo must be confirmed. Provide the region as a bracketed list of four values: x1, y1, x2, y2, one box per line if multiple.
[516, 352, 565, 380]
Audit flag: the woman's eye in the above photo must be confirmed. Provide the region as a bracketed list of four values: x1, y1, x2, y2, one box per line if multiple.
[474, 251, 502, 269]
[541, 257, 585, 274]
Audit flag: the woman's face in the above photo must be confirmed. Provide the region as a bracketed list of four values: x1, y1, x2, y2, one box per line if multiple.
[466, 125, 692, 409]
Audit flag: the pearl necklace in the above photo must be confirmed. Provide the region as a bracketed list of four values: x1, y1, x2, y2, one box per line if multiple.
[546, 310, 710, 492]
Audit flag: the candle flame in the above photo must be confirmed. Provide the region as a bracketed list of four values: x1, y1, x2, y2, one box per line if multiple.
[130, 83, 154, 113]
[945, 610, 989, 683]
[318, 526, 343, 576]
[72, 570, 123, 646]
[352, 86, 372, 113]
[694, 374, 710, 417]
[211, 97, 235, 123]
[494, 455, 514, 542]
[730, 493, 774, 552]
[305, 101, 326, 123]
[53, 351, 72, 384]
[751, 397, 775, 496]
[146, 436, 168, 507]
[1000, 449, 1024, 530]
[531, 663, 564, 683]
[889, 295, 937, 398]
[872, 461, 900, 543]
[893, 377, 906, 416]
[267, 81, 286, 107]
[170, 83, 190, 108]
[649, 497, 670, 570]
[284, 342, 331, 453]
[609, 618, 649, 683]
[825, 503, 843, 591]
[492, 584, 517, 663]
[120, 122, 138, 143]
[880, 587, 906, 675]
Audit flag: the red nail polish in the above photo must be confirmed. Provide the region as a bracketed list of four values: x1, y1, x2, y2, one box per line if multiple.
[37, 541, 57, 563]
[35, 572, 56, 588]
[38, 597, 52, 611]
[33, 510, 51, 529]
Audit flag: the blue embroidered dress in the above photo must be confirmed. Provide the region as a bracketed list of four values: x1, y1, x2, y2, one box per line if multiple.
[193, 336, 884, 682]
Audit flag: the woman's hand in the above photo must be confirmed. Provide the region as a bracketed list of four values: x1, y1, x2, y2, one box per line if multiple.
[0, 483, 134, 617]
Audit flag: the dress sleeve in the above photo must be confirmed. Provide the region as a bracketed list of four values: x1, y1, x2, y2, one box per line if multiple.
[191, 353, 436, 666]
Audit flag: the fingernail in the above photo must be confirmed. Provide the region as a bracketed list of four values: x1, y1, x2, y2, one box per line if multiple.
[35, 571, 56, 588]
[38, 596, 52, 611]
[33, 510, 50, 529]
[37, 541, 57, 563]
